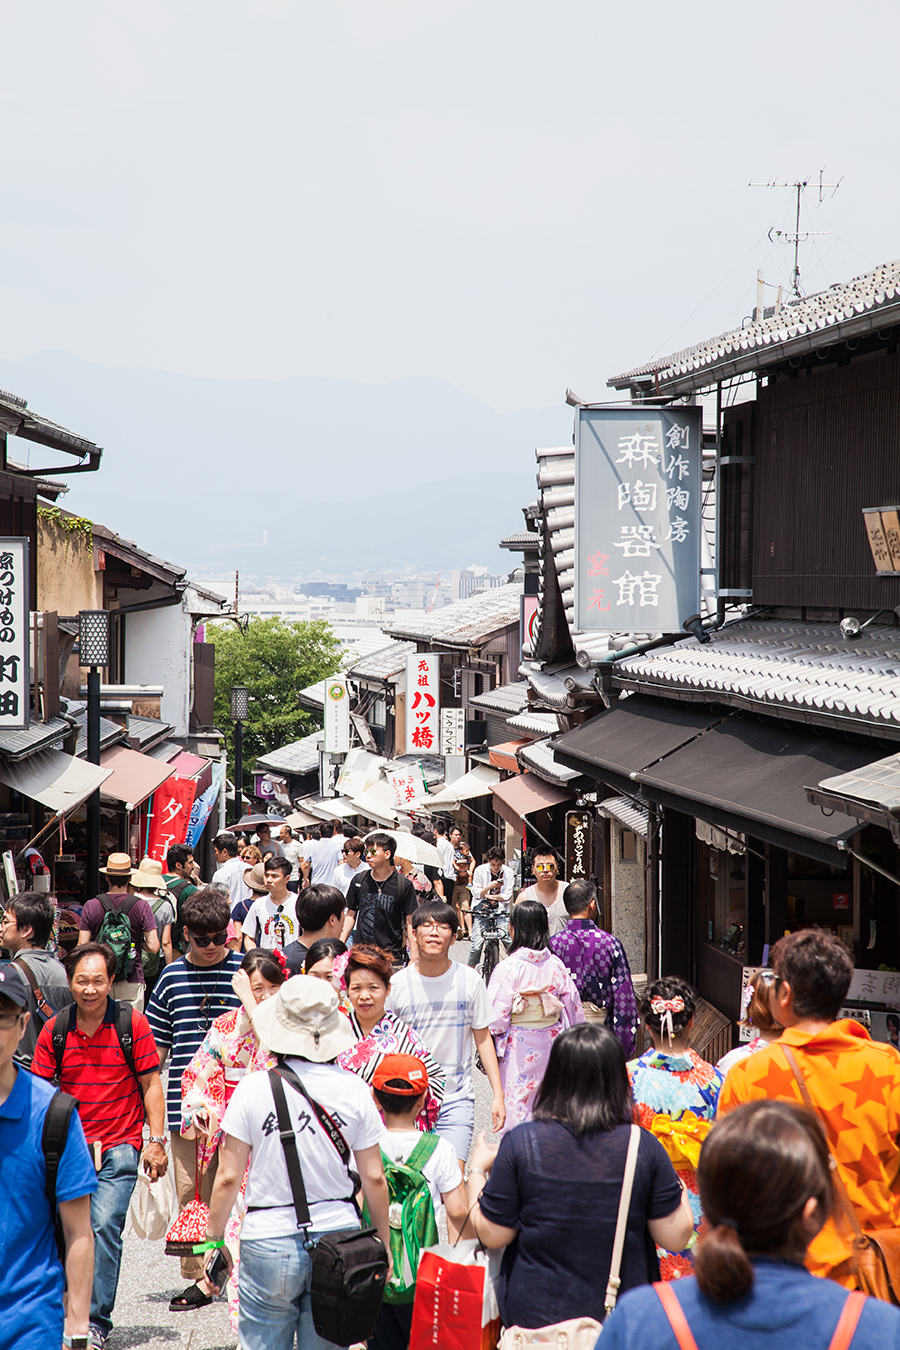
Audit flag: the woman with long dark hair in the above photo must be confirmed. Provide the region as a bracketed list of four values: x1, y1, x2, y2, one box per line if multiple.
[464, 1023, 693, 1330]
[601, 1100, 900, 1349]
[486, 899, 584, 1132]
[628, 976, 724, 1280]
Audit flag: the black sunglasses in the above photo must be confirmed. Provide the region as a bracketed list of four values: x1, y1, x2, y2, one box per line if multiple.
[189, 929, 229, 948]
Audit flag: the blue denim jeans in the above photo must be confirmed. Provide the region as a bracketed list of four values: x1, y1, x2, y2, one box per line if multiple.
[238, 1230, 345, 1350]
[90, 1142, 139, 1336]
[467, 908, 510, 967]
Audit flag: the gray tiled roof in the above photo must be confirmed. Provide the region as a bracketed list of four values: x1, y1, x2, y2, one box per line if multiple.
[126, 715, 174, 750]
[256, 731, 322, 777]
[507, 708, 564, 736]
[347, 641, 416, 682]
[516, 736, 583, 786]
[613, 617, 900, 737]
[596, 794, 649, 837]
[383, 754, 445, 787]
[499, 531, 540, 550]
[469, 681, 530, 715]
[608, 258, 900, 397]
[0, 717, 70, 761]
[382, 583, 522, 647]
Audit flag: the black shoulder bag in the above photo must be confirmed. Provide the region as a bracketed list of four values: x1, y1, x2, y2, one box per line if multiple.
[267, 1065, 388, 1345]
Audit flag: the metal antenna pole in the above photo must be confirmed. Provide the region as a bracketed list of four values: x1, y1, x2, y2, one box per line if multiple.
[749, 171, 840, 300]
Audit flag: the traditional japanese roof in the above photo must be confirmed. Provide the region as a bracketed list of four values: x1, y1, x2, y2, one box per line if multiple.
[612, 616, 900, 739]
[0, 387, 102, 469]
[608, 258, 900, 398]
[125, 714, 175, 751]
[469, 681, 530, 716]
[0, 716, 70, 762]
[382, 583, 522, 648]
[595, 794, 650, 838]
[516, 736, 584, 786]
[255, 731, 322, 778]
[499, 531, 540, 551]
[506, 708, 565, 737]
[347, 641, 416, 682]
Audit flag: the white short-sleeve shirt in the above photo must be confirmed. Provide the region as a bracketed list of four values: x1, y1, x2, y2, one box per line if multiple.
[222, 1059, 383, 1239]
[380, 1128, 462, 1212]
[386, 962, 492, 1104]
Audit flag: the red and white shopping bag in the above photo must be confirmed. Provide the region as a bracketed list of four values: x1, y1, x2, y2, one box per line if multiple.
[409, 1240, 501, 1350]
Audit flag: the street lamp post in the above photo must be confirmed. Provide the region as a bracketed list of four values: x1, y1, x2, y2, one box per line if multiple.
[230, 686, 249, 825]
[79, 609, 110, 902]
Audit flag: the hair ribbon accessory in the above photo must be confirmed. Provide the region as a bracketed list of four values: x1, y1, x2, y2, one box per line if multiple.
[650, 995, 685, 1047]
[273, 946, 288, 977]
[332, 949, 351, 990]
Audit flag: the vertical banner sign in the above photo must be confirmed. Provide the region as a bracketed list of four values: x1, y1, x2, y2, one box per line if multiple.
[323, 677, 350, 753]
[406, 653, 440, 753]
[440, 707, 465, 757]
[574, 407, 702, 633]
[388, 765, 420, 811]
[146, 776, 197, 863]
[520, 594, 538, 658]
[0, 539, 30, 732]
[186, 762, 225, 848]
[565, 809, 593, 883]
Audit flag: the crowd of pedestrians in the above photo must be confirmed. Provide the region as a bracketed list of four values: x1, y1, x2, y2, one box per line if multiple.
[3, 823, 900, 1350]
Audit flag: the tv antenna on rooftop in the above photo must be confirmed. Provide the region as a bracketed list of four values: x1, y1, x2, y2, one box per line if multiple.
[749, 169, 842, 301]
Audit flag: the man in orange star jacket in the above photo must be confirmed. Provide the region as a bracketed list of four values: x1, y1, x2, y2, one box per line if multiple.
[718, 927, 900, 1288]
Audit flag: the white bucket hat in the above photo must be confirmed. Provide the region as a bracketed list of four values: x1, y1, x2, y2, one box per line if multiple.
[130, 857, 168, 894]
[250, 975, 354, 1062]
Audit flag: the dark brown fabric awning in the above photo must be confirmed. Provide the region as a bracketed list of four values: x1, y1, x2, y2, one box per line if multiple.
[492, 774, 573, 832]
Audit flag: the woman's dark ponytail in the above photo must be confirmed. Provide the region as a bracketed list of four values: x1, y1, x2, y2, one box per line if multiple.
[694, 1221, 754, 1303]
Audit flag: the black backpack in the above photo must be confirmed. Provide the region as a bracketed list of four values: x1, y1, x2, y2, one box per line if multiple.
[51, 999, 140, 1091]
[41, 1089, 79, 1264]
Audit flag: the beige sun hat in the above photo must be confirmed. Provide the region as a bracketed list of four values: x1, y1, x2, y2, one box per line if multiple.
[99, 852, 135, 881]
[130, 857, 168, 894]
[250, 975, 354, 1062]
[243, 863, 269, 895]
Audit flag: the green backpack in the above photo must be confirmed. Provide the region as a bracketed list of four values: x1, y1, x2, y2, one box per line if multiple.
[363, 1132, 440, 1304]
[96, 894, 138, 981]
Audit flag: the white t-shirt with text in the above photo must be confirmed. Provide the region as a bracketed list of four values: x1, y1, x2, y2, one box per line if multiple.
[380, 1128, 462, 1212]
[222, 1059, 383, 1239]
[386, 962, 492, 1105]
[242, 894, 301, 950]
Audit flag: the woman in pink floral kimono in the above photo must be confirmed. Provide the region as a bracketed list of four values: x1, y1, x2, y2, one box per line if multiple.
[180, 947, 286, 1330]
[487, 900, 584, 1132]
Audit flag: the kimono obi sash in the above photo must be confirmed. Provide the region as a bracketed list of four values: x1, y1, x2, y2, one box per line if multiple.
[510, 989, 564, 1029]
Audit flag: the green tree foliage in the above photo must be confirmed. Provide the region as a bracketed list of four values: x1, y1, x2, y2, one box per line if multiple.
[210, 616, 344, 787]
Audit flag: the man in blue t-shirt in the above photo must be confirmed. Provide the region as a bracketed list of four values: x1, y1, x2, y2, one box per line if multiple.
[0, 962, 97, 1350]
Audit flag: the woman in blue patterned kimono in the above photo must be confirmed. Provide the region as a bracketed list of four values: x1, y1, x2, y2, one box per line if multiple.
[628, 976, 724, 1280]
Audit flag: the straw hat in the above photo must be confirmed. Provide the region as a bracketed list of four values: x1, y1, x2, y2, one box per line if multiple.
[251, 975, 354, 1062]
[243, 863, 269, 895]
[99, 852, 134, 881]
[130, 857, 168, 894]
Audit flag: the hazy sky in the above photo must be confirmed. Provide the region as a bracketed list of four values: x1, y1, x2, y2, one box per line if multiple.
[1, 1, 898, 413]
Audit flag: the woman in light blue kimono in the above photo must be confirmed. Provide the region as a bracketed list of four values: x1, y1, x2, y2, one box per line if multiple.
[487, 900, 584, 1132]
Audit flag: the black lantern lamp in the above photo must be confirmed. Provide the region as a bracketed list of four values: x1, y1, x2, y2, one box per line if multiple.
[79, 609, 110, 902]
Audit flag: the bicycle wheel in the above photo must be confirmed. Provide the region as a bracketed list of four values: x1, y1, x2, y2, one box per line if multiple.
[481, 938, 499, 986]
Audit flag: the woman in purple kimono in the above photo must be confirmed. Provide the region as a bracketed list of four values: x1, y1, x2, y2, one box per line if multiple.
[487, 900, 584, 1132]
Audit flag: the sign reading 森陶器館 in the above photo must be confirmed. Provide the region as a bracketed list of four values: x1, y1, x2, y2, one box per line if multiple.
[406, 653, 440, 755]
[323, 677, 350, 754]
[0, 540, 30, 732]
[574, 407, 702, 633]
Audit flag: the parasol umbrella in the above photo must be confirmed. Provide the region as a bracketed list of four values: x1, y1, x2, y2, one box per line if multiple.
[362, 828, 442, 869]
[228, 813, 286, 832]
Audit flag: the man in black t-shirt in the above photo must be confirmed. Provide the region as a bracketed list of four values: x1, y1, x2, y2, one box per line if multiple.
[343, 833, 417, 963]
[282, 884, 346, 976]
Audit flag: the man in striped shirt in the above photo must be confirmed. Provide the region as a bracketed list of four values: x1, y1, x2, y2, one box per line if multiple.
[32, 941, 166, 1350]
[145, 887, 242, 1312]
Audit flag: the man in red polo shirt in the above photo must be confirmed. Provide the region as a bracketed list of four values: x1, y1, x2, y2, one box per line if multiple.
[32, 942, 167, 1350]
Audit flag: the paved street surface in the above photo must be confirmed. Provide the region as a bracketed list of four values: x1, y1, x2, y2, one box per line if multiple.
[110, 937, 493, 1348]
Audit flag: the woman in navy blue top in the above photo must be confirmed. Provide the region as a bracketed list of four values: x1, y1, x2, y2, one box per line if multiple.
[601, 1100, 900, 1350]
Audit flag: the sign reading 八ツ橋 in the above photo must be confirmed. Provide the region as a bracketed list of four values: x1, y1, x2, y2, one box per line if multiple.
[0, 540, 30, 732]
[574, 406, 702, 633]
[406, 653, 440, 754]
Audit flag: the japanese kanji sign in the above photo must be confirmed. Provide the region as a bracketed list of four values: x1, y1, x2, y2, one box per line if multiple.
[440, 707, 465, 757]
[406, 653, 440, 755]
[574, 407, 702, 633]
[323, 677, 350, 753]
[0, 539, 30, 732]
[388, 765, 420, 810]
[146, 775, 197, 863]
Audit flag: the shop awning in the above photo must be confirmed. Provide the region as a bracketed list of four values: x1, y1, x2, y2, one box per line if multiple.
[0, 749, 112, 815]
[284, 807, 322, 828]
[350, 779, 401, 826]
[489, 740, 529, 773]
[596, 795, 650, 838]
[294, 794, 359, 821]
[418, 764, 501, 808]
[556, 696, 873, 866]
[806, 752, 900, 844]
[99, 745, 178, 811]
[492, 774, 573, 831]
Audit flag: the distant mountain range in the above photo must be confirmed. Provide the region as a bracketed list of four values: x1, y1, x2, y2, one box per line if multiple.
[0, 352, 573, 579]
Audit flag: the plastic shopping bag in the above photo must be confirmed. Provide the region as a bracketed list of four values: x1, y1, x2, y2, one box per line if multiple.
[409, 1240, 501, 1350]
[129, 1168, 177, 1240]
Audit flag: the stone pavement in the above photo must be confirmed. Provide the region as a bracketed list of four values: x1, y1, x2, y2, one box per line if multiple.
[108, 936, 493, 1348]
